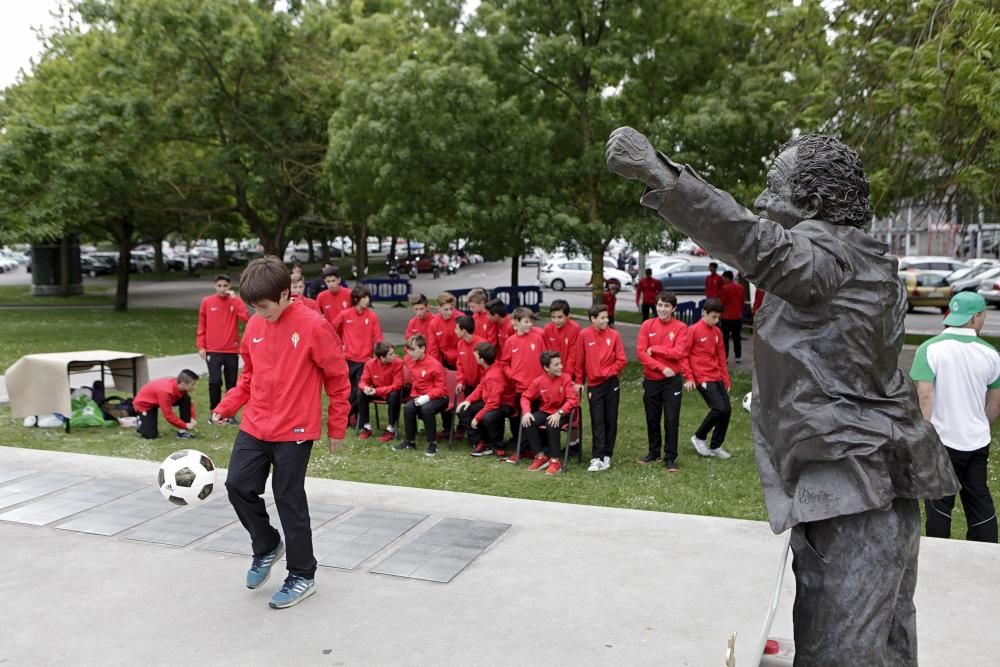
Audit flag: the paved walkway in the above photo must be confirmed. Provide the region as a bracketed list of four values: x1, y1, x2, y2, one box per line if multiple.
[1, 445, 998, 665]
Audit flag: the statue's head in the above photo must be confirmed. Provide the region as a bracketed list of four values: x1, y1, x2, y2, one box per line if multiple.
[754, 134, 872, 230]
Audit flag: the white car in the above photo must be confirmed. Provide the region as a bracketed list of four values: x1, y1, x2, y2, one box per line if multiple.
[898, 255, 969, 277]
[539, 258, 633, 291]
[0, 255, 18, 272]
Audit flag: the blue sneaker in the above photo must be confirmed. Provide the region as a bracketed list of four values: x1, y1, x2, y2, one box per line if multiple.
[176, 431, 196, 439]
[246, 541, 285, 590]
[269, 574, 316, 609]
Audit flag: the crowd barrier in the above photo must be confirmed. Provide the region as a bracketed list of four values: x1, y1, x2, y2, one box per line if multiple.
[433, 286, 543, 313]
[361, 278, 412, 302]
[674, 299, 704, 325]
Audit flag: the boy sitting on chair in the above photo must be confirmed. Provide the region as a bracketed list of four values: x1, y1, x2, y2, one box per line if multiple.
[519, 351, 579, 475]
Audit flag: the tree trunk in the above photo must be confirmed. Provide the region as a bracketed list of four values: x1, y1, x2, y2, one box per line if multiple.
[510, 254, 519, 287]
[354, 220, 367, 279]
[216, 235, 227, 269]
[307, 238, 315, 263]
[580, 104, 603, 304]
[589, 238, 605, 305]
[320, 235, 330, 264]
[114, 219, 134, 312]
[153, 237, 164, 273]
[388, 234, 398, 265]
[59, 235, 71, 295]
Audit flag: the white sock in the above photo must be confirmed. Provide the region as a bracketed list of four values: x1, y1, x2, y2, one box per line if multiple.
[363, 423, 371, 431]
[386, 425, 396, 433]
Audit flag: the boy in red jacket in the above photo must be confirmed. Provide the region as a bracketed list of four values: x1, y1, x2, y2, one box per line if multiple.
[466, 289, 494, 344]
[430, 292, 463, 369]
[683, 298, 732, 460]
[405, 293, 439, 361]
[196, 274, 248, 417]
[603, 282, 620, 326]
[333, 285, 384, 426]
[635, 269, 663, 321]
[290, 274, 321, 313]
[519, 351, 580, 475]
[357, 341, 404, 442]
[636, 291, 691, 471]
[315, 266, 352, 323]
[543, 300, 581, 385]
[455, 316, 485, 395]
[577, 304, 627, 472]
[134, 370, 199, 439]
[486, 298, 515, 351]
[718, 270, 746, 362]
[457, 342, 516, 458]
[211, 256, 351, 610]
[500, 307, 546, 463]
[394, 334, 448, 457]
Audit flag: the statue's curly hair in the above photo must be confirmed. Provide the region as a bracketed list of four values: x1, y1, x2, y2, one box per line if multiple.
[779, 134, 872, 228]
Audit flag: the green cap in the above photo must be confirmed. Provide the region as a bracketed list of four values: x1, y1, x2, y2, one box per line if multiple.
[943, 291, 987, 326]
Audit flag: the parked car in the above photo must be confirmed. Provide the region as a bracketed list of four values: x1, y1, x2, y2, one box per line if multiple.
[897, 255, 968, 276]
[167, 252, 216, 271]
[947, 265, 1000, 293]
[0, 255, 18, 272]
[900, 271, 952, 313]
[399, 254, 447, 274]
[520, 248, 545, 267]
[81, 254, 116, 277]
[538, 259, 633, 291]
[130, 251, 156, 273]
[965, 258, 1000, 269]
[978, 274, 1000, 308]
[652, 258, 738, 294]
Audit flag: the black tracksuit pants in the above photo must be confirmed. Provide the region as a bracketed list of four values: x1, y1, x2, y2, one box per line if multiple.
[225, 431, 317, 579]
[136, 394, 191, 439]
[357, 390, 402, 429]
[524, 411, 568, 458]
[206, 352, 239, 411]
[925, 444, 998, 543]
[719, 318, 743, 360]
[402, 396, 448, 444]
[643, 376, 683, 463]
[587, 377, 620, 460]
[346, 360, 365, 418]
[695, 381, 731, 449]
[459, 401, 513, 446]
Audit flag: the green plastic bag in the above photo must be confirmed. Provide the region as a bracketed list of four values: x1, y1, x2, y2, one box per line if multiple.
[69, 394, 116, 428]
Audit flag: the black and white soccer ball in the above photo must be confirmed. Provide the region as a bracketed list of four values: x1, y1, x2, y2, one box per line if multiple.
[742, 391, 752, 414]
[158, 449, 216, 506]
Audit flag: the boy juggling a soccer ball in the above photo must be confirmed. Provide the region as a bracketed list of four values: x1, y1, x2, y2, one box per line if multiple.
[212, 256, 351, 610]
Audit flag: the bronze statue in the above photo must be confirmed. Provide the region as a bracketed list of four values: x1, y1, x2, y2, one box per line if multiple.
[607, 127, 959, 665]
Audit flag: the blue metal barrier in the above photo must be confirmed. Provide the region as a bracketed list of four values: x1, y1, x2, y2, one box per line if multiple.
[674, 299, 705, 325]
[489, 286, 544, 313]
[361, 278, 412, 302]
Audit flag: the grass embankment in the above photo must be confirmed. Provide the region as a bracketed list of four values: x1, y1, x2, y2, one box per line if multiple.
[0, 285, 114, 307]
[1, 306, 995, 538]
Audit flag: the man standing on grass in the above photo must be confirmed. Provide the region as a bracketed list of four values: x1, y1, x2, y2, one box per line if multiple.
[608, 127, 958, 664]
[212, 256, 350, 610]
[576, 304, 627, 472]
[636, 268, 662, 321]
[315, 266, 352, 324]
[718, 270, 745, 362]
[684, 298, 732, 460]
[196, 273, 248, 419]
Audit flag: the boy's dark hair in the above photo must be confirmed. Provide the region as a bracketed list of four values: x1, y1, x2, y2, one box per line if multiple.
[486, 298, 507, 317]
[351, 285, 371, 305]
[588, 304, 609, 320]
[722, 270, 734, 280]
[474, 342, 496, 365]
[410, 292, 429, 306]
[709, 262, 718, 270]
[240, 256, 290, 305]
[644, 268, 652, 276]
[540, 350, 560, 368]
[374, 341, 392, 358]
[511, 306, 534, 322]
[322, 266, 341, 279]
[656, 291, 678, 307]
[214, 274, 231, 283]
[456, 315, 475, 335]
[548, 299, 571, 316]
[406, 334, 426, 349]
[467, 288, 488, 304]
[703, 298, 724, 314]
[177, 369, 199, 383]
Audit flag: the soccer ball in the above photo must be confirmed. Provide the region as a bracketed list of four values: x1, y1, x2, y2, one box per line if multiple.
[158, 449, 216, 506]
[742, 391, 752, 414]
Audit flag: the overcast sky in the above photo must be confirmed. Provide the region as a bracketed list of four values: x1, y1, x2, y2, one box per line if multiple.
[1, 0, 63, 90]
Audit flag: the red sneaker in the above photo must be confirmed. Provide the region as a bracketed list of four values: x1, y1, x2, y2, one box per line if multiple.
[358, 428, 373, 440]
[470, 444, 493, 457]
[527, 454, 550, 472]
[436, 429, 452, 441]
[377, 430, 396, 443]
[348, 414, 357, 428]
[494, 448, 507, 460]
[544, 459, 562, 475]
[505, 452, 526, 464]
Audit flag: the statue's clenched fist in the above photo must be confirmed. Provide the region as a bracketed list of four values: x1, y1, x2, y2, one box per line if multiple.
[605, 126, 674, 191]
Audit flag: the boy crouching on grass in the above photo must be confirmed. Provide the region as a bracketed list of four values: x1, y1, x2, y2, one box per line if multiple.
[519, 351, 579, 475]
[357, 342, 405, 442]
[458, 342, 516, 459]
[212, 256, 351, 610]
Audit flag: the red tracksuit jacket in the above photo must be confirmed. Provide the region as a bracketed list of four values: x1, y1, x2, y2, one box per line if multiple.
[405, 314, 439, 360]
[636, 317, 692, 381]
[472, 311, 494, 345]
[456, 335, 485, 389]
[705, 273, 723, 299]
[293, 296, 321, 313]
[430, 311, 463, 367]
[316, 286, 352, 323]
[500, 328, 546, 393]
[214, 300, 351, 440]
[543, 319, 582, 384]
[404, 354, 447, 400]
[466, 364, 516, 422]
[359, 356, 404, 396]
[636, 276, 663, 306]
[520, 372, 579, 415]
[196, 294, 249, 353]
[134, 377, 195, 430]
[493, 316, 514, 351]
[577, 326, 627, 388]
[333, 306, 384, 363]
[685, 319, 731, 389]
[719, 281, 745, 320]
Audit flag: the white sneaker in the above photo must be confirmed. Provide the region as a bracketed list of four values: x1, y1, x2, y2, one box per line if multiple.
[587, 458, 603, 472]
[691, 435, 711, 457]
[602, 456, 612, 470]
[710, 447, 732, 460]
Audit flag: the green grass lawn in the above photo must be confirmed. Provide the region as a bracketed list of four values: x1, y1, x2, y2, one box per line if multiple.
[0, 284, 114, 306]
[1, 306, 996, 539]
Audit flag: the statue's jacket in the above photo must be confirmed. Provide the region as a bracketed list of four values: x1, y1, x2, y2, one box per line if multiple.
[641, 158, 960, 532]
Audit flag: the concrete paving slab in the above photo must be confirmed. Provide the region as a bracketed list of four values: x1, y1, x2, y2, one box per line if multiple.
[199, 500, 349, 556]
[0, 478, 143, 526]
[57, 488, 178, 536]
[2, 445, 999, 666]
[0, 471, 90, 510]
[314, 508, 426, 570]
[0, 466, 37, 484]
[121, 491, 239, 547]
[371, 517, 510, 583]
